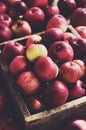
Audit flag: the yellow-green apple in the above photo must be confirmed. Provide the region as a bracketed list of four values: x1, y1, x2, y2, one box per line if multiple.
[11, 20, 32, 38]
[75, 26, 86, 39]
[64, 32, 76, 41]
[8, 1, 28, 20]
[43, 80, 69, 107]
[0, 2, 7, 13]
[34, 56, 59, 81]
[0, 24, 12, 43]
[59, 61, 85, 83]
[70, 8, 86, 26]
[26, 34, 42, 48]
[46, 14, 68, 32]
[58, 0, 76, 18]
[26, 44, 48, 62]
[1, 41, 25, 63]
[68, 80, 85, 100]
[17, 71, 40, 95]
[48, 41, 74, 64]
[9, 55, 29, 76]
[26, 95, 44, 114]
[42, 28, 64, 48]
[23, 7, 45, 32]
[69, 38, 86, 59]
[0, 13, 12, 27]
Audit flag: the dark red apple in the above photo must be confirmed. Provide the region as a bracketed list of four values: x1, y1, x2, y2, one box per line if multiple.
[17, 71, 40, 95]
[75, 0, 86, 7]
[46, 14, 68, 32]
[34, 56, 59, 81]
[58, 0, 76, 17]
[42, 27, 64, 48]
[1, 41, 25, 63]
[75, 26, 86, 39]
[0, 24, 12, 43]
[0, 2, 7, 13]
[11, 20, 32, 38]
[0, 13, 12, 27]
[43, 80, 69, 107]
[2, 0, 21, 5]
[9, 55, 28, 76]
[59, 61, 85, 83]
[48, 41, 74, 64]
[70, 8, 86, 27]
[24, 7, 45, 32]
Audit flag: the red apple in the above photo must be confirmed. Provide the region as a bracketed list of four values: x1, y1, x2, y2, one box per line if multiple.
[9, 55, 28, 76]
[0, 2, 7, 13]
[70, 8, 86, 27]
[26, 95, 44, 114]
[17, 71, 40, 95]
[1, 41, 25, 63]
[64, 32, 76, 41]
[0, 24, 12, 43]
[0, 13, 12, 27]
[2, 0, 21, 5]
[75, 0, 86, 7]
[42, 27, 64, 48]
[68, 80, 86, 100]
[69, 37, 86, 59]
[75, 26, 86, 39]
[24, 7, 45, 32]
[59, 61, 85, 83]
[34, 56, 59, 81]
[46, 14, 68, 32]
[48, 41, 74, 64]
[11, 20, 32, 38]
[43, 80, 69, 107]
[58, 0, 76, 17]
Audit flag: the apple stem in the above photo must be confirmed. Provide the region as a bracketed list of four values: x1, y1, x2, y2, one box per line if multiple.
[70, 62, 73, 66]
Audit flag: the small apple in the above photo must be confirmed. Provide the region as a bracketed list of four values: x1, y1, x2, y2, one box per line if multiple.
[43, 80, 69, 107]
[17, 71, 40, 95]
[58, 0, 76, 18]
[11, 20, 32, 38]
[1, 41, 25, 63]
[26, 44, 48, 62]
[24, 7, 45, 32]
[0, 13, 12, 27]
[70, 8, 86, 27]
[46, 14, 68, 32]
[42, 27, 64, 48]
[26, 34, 42, 48]
[26, 95, 44, 114]
[9, 55, 28, 76]
[0, 24, 12, 43]
[59, 61, 85, 83]
[48, 41, 74, 64]
[34, 56, 59, 81]
[0, 2, 7, 13]
[75, 26, 86, 39]
[64, 32, 76, 41]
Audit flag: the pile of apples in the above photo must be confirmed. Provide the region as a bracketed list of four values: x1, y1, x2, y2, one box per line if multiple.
[0, 0, 86, 115]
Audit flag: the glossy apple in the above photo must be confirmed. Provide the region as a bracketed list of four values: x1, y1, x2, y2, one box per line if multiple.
[0, 2, 7, 13]
[24, 7, 45, 32]
[1, 41, 25, 63]
[43, 80, 69, 107]
[0, 13, 12, 27]
[58, 0, 76, 17]
[59, 61, 85, 83]
[75, 26, 86, 39]
[9, 55, 28, 76]
[70, 8, 86, 27]
[11, 20, 32, 38]
[46, 14, 68, 32]
[0, 24, 12, 43]
[17, 71, 40, 95]
[69, 38, 86, 59]
[26, 44, 48, 62]
[34, 56, 59, 81]
[48, 41, 74, 64]
[42, 27, 64, 48]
